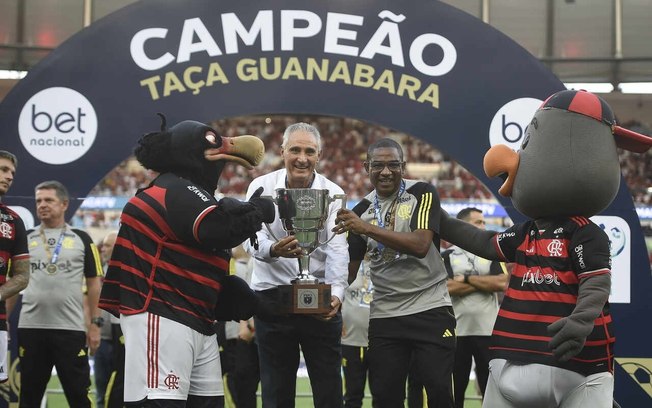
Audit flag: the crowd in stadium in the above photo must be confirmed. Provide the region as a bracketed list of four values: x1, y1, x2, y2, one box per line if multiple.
[78, 115, 651, 233]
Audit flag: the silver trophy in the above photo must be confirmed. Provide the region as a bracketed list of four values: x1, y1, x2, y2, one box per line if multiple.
[264, 188, 346, 313]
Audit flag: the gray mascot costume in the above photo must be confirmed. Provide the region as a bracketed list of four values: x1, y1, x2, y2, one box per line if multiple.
[441, 89, 652, 408]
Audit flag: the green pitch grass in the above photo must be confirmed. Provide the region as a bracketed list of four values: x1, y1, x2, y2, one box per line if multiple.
[45, 375, 483, 407]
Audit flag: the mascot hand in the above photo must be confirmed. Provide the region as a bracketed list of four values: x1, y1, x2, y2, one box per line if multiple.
[248, 187, 275, 223]
[219, 197, 256, 216]
[214, 275, 259, 321]
[217, 197, 262, 240]
[547, 316, 593, 361]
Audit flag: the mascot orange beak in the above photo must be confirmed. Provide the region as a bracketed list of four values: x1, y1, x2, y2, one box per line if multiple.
[613, 125, 652, 153]
[204, 135, 265, 170]
[483, 144, 520, 197]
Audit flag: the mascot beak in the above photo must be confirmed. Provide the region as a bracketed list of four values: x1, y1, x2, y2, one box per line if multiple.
[483, 144, 520, 197]
[204, 135, 265, 170]
[613, 125, 652, 153]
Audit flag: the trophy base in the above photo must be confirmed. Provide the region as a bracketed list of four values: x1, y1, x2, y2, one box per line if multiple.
[278, 283, 331, 314]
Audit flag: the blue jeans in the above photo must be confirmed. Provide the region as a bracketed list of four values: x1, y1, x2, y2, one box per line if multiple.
[254, 302, 343, 408]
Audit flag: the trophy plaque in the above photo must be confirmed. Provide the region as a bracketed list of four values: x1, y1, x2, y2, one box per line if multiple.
[265, 188, 346, 314]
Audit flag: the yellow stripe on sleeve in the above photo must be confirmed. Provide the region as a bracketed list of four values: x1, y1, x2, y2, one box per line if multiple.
[90, 243, 103, 277]
[418, 192, 432, 229]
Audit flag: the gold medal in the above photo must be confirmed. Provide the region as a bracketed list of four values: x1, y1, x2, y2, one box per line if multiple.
[382, 248, 397, 263]
[368, 248, 382, 262]
[40, 226, 66, 275]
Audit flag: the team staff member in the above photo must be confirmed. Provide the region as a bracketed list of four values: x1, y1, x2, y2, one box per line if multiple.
[100, 230, 127, 408]
[341, 260, 372, 408]
[18, 180, 103, 408]
[444, 207, 508, 407]
[0, 151, 30, 383]
[96, 231, 119, 408]
[230, 245, 260, 408]
[244, 122, 348, 408]
[335, 138, 455, 408]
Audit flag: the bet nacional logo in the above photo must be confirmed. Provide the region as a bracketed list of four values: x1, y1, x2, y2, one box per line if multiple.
[18, 87, 98, 165]
[489, 97, 542, 151]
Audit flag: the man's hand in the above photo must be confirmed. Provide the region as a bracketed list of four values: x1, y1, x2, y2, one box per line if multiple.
[87, 324, 101, 356]
[270, 236, 302, 258]
[547, 316, 593, 361]
[453, 275, 465, 283]
[333, 209, 366, 235]
[238, 320, 255, 343]
[315, 295, 341, 321]
[328, 295, 342, 317]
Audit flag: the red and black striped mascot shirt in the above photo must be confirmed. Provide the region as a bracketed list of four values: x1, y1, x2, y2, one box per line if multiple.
[492, 216, 614, 376]
[100, 173, 233, 335]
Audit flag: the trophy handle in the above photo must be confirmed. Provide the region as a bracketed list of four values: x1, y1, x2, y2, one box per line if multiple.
[261, 195, 282, 242]
[319, 194, 347, 246]
[264, 223, 281, 242]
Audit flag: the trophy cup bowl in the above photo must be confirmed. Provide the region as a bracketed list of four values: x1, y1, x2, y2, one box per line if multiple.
[264, 188, 346, 314]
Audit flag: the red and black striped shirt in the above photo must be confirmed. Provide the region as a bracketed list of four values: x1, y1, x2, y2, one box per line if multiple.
[0, 203, 28, 330]
[492, 216, 614, 376]
[99, 174, 230, 335]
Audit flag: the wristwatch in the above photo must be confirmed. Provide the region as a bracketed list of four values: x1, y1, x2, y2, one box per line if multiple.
[463, 273, 470, 284]
[91, 316, 105, 328]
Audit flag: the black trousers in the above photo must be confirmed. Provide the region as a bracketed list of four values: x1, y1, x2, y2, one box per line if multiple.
[406, 367, 426, 408]
[106, 323, 125, 408]
[232, 338, 260, 408]
[18, 328, 91, 408]
[342, 345, 369, 408]
[255, 288, 343, 408]
[367, 307, 456, 408]
[453, 336, 491, 408]
[216, 320, 260, 408]
[218, 335, 238, 405]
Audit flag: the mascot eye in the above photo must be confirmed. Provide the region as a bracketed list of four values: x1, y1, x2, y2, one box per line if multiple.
[521, 129, 530, 150]
[520, 117, 536, 151]
[205, 132, 217, 144]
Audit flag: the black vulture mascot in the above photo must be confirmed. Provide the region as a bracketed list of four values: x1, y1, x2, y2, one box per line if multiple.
[441, 90, 652, 408]
[99, 115, 274, 407]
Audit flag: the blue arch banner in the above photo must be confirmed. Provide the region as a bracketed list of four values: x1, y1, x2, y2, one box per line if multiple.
[0, 0, 649, 405]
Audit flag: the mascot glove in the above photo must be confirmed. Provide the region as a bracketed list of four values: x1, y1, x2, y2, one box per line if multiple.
[219, 197, 257, 216]
[217, 197, 262, 242]
[248, 187, 275, 223]
[214, 275, 260, 322]
[547, 316, 594, 362]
